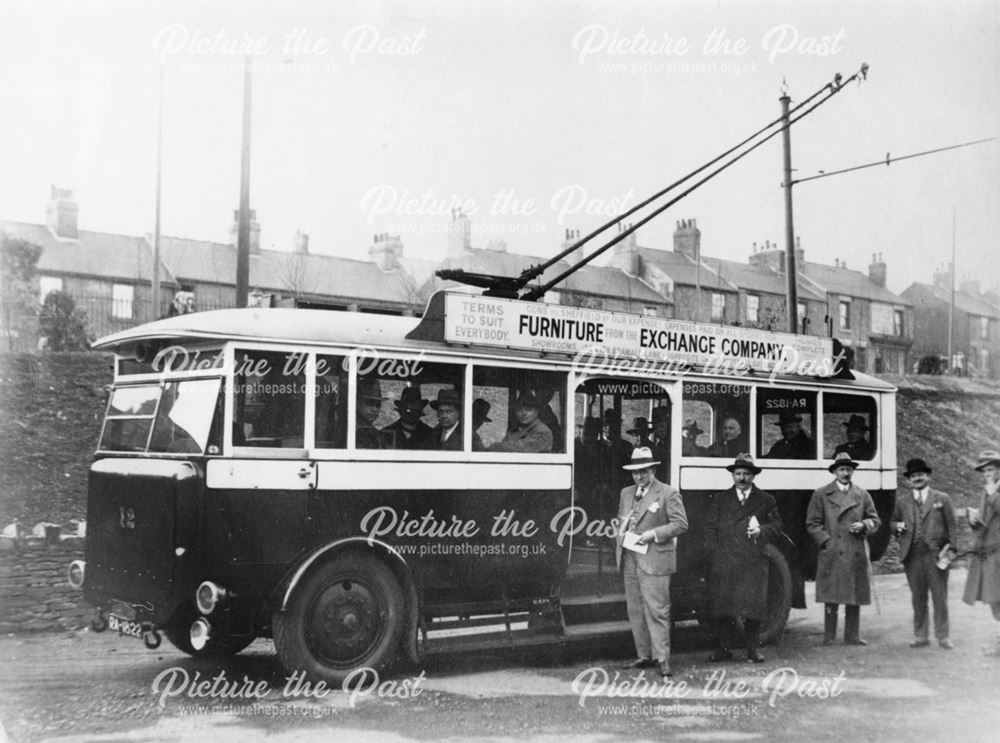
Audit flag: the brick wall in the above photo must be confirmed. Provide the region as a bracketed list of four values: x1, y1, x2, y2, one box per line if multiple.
[0, 535, 89, 632]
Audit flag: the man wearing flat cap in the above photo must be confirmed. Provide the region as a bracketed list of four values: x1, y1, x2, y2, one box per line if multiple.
[489, 391, 553, 453]
[616, 447, 688, 677]
[766, 410, 815, 459]
[705, 454, 783, 663]
[834, 415, 875, 461]
[963, 450, 1000, 655]
[806, 451, 881, 645]
[891, 458, 956, 649]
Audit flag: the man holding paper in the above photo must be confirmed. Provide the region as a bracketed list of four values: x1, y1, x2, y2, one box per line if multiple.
[615, 447, 688, 678]
[705, 454, 783, 663]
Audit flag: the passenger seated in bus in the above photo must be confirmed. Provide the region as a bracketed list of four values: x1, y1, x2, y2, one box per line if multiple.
[681, 419, 706, 456]
[536, 389, 563, 450]
[384, 387, 435, 449]
[765, 411, 815, 459]
[627, 417, 654, 449]
[489, 391, 553, 453]
[833, 415, 875, 460]
[471, 398, 491, 452]
[707, 417, 747, 459]
[431, 389, 480, 451]
[356, 378, 386, 449]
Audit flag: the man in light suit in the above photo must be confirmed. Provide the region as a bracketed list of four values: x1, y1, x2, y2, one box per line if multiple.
[616, 447, 688, 677]
[891, 457, 956, 649]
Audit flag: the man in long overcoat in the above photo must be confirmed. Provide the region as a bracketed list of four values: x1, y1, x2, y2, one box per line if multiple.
[806, 451, 881, 645]
[705, 454, 783, 663]
[616, 447, 688, 677]
[963, 450, 1000, 655]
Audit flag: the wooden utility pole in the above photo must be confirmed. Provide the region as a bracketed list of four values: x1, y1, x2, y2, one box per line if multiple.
[780, 92, 799, 334]
[152, 66, 163, 320]
[235, 56, 252, 308]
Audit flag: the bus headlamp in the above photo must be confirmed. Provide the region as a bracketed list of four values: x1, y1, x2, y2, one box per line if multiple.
[190, 618, 211, 651]
[195, 581, 230, 615]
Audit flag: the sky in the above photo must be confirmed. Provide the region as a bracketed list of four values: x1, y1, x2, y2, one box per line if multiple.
[1, 0, 997, 296]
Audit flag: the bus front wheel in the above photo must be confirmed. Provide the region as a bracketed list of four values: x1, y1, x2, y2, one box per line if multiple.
[273, 553, 405, 686]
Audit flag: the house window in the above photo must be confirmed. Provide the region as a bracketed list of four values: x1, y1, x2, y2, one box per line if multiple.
[711, 293, 725, 321]
[642, 306, 658, 317]
[39, 276, 63, 301]
[839, 299, 851, 330]
[746, 295, 759, 324]
[981, 317, 990, 340]
[112, 284, 134, 320]
[893, 309, 905, 337]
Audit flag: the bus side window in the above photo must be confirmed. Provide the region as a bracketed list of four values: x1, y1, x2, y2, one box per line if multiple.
[823, 393, 877, 460]
[681, 382, 750, 458]
[315, 355, 347, 449]
[472, 367, 566, 453]
[353, 359, 465, 450]
[757, 389, 817, 460]
[235, 349, 306, 448]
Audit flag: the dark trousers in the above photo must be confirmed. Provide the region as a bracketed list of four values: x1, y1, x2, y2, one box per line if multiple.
[716, 616, 760, 651]
[904, 544, 950, 641]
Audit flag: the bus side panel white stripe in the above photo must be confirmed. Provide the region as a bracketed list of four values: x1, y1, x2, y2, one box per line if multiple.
[680, 467, 892, 492]
[317, 462, 571, 491]
[207, 460, 316, 490]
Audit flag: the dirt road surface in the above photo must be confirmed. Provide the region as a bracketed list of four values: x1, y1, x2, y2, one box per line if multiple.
[2, 570, 999, 743]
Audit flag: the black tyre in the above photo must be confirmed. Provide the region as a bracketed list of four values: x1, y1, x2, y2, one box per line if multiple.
[163, 602, 256, 657]
[273, 554, 405, 686]
[754, 543, 792, 645]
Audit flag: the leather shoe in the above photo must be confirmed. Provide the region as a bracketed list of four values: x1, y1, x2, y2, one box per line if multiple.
[659, 661, 673, 677]
[821, 637, 836, 646]
[747, 649, 765, 663]
[624, 658, 656, 669]
[938, 639, 954, 649]
[709, 649, 733, 662]
[845, 638, 868, 646]
[909, 639, 930, 648]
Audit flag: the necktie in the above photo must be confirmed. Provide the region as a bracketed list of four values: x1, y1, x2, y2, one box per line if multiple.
[738, 490, 748, 505]
[635, 486, 645, 501]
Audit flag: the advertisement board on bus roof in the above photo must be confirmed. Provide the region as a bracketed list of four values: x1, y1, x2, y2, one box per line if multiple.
[442, 293, 836, 377]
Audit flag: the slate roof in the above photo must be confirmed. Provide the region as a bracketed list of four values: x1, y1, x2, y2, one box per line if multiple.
[0, 220, 154, 283]
[799, 260, 911, 306]
[635, 247, 737, 291]
[903, 282, 1000, 319]
[707, 257, 826, 301]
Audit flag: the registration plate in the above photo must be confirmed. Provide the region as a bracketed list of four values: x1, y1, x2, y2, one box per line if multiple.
[107, 614, 144, 639]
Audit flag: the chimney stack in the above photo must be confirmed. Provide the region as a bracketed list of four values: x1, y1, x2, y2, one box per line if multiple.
[446, 207, 472, 259]
[933, 263, 953, 290]
[369, 232, 404, 271]
[609, 225, 640, 274]
[868, 252, 886, 288]
[672, 218, 701, 261]
[293, 230, 309, 255]
[960, 277, 981, 296]
[748, 239, 784, 273]
[46, 185, 78, 239]
[228, 209, 261, 254]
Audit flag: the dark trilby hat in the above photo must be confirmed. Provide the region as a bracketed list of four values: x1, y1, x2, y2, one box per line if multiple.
[726, 453, 762, 474]
[394, 386, 428, 412]
[472, 398, 492, 423]
[622, 446, 661, 471]
[903, 457, 932, 476]
[357, 377, 386, 400]
[828, 451, 859, 472]
[627, 417, 652, 435]
[974, 450, 1000, 472]
[431, 388, 461, 410]
[844, 414, 869, 430]
[774, 410, 803, 426]
[682, 418, 704, 435]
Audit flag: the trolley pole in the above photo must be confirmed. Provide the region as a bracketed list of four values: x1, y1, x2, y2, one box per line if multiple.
[780, 92, 799, 334]
[235, 56, 252, 308]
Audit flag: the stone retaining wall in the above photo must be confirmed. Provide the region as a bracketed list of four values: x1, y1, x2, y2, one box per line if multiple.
[0, 536, 90, 633]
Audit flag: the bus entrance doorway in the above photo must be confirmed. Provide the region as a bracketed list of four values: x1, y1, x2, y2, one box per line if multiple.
[561, 378, 673, 618]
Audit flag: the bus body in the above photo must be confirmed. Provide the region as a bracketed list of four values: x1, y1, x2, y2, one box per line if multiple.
[71, 291, 896, 682]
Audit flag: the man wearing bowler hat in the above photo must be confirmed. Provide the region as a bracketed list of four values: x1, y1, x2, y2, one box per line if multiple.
[834, 415, 875, 461]
[766, 410, 815, 459]
[705, 454, 783, 663]
[891, 457, 956, 649]
[615, 447, 688, 677]
[806, 451, 880, 645]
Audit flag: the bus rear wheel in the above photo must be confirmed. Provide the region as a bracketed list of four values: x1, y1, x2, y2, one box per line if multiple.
[163, 602, 256, 656]
[273, 554, 405, 686]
